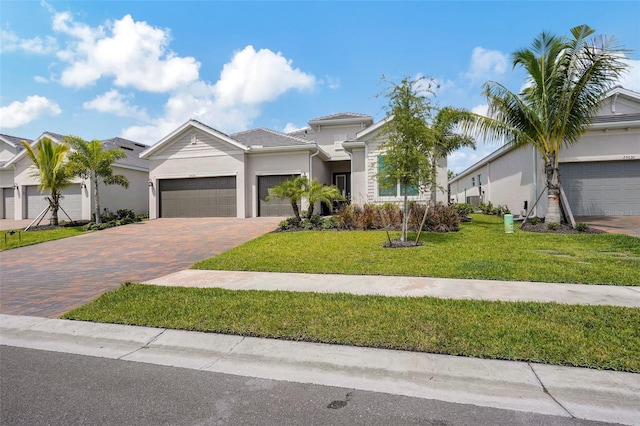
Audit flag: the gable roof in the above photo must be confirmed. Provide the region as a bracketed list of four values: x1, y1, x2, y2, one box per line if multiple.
[3, 131, 68, 167]
[0, 133, 31, 149]
[231, 128, 310, 148]
[308, 112, 374, 126]
[140, 119, 249, 159]
[102, 137, 149, 170]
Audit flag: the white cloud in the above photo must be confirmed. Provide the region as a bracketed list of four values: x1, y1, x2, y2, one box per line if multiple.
[213, 45, 316, 106]
[619, 58, 640, 92]
[0, 29, 57, 54]
[34, 76, 49, 83]
[283, 123, 306, 133]
[325, 75, 341, 90]
[471, 104, 488, 117]
[83, 90, 150, 121]
[466, 47, 508, 81]
[54, 13, 200, 92]
[0, 95, 61, 129]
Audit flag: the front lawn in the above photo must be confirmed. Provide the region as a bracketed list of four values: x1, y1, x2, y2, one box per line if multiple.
[0, 226, 86, 251]
[62, 284, 640, 372]
[193, 215, 640, 285]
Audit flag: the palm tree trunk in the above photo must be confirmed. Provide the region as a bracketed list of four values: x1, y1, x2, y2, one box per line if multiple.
[50, 192, 60, 226]
[93, 172, 101, 224]
[545, 157, 562, 224]
[291, 201, 301, 222]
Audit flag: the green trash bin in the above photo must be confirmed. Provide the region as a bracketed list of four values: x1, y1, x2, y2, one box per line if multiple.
[504, 214, 514, 234]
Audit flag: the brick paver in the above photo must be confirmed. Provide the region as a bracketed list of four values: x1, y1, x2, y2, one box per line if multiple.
[0, 218, 281, 318]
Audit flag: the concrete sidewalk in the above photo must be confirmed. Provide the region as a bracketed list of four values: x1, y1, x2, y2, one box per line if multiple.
[143, 270, 640, 307]
[1, 314, 638, 425]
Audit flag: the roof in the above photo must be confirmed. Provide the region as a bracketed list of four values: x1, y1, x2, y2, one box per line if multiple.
[102, 137, 149, 170]
[0, 133, 31, 149]
[591, 113, 640, 124]
[308, 112, 374, 126]
[231, 128, 310, 147]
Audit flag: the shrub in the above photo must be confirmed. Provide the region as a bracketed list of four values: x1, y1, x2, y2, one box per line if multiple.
[453, 203, 474, 217]
[478, 201, 494, 215]
[576, 222, 590, 232]
[321, 216, 338, 230]
[358, 204, 380, 230]
[278, 217, 301, 231]
[423, 205, 460, 232]
[492, 204, 511, 216]
[547, 222, 560, 231]
[337, 204, 362, 230]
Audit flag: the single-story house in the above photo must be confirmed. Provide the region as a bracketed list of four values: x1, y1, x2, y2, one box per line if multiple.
[448, 86, 640, 218]
[140, 113, 448, 218]
[0, 132, 149, 221]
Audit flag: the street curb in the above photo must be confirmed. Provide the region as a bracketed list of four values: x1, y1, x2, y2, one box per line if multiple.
[1, 314, 639, 425]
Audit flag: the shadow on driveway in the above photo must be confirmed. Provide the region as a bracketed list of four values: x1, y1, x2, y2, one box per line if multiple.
[0, 218, 281, 318]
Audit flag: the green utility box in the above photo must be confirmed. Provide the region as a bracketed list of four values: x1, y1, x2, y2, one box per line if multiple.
[504, 214, 514, 233]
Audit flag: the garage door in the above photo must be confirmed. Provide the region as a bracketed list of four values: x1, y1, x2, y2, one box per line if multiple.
[2, 187, 14, 219]
[159, 177, 236, 218]
[258, 175, 296, 217]
[26, 185, 82, 220]
[562, 160, 640, 216]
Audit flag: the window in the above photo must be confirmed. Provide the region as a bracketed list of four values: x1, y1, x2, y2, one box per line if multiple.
[477, 174, 482, 186]
[377, 156, 419, 197]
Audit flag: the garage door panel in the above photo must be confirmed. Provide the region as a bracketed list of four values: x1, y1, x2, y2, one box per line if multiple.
[258, 175, 296, 217]
[159, 177, 236, 218]
[26, 185, 82, 220]
[2, 188, 14, 219]
[562, 160, 640, 216]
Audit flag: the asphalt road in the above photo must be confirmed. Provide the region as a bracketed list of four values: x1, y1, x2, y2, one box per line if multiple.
[0, 346, 613, 426]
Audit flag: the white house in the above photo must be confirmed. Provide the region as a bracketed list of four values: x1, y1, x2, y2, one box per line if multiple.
[448, 87, 640, 218]
[0, 132, 149, 221]
[140, 113, 448, 218]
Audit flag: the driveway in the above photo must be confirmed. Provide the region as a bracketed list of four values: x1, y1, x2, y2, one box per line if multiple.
[0, 218, 281, 318]
[576, 216, 640, 237]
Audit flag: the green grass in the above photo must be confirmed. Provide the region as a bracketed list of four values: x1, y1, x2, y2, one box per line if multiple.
[193, 215, 640, 285]
[0, 226, 86, 251]
[63, 284, 640, 372]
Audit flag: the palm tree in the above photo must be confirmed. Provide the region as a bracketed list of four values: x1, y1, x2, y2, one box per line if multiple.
[65, 136, 129, 224]
[266, 175, 306, 221]
[22, 138, 73, 226]
[303, 178, 345, 218]
[430, 107, 476, 205]
[465, 25, 628, 224]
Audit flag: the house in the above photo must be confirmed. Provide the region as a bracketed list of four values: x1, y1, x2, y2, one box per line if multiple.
[0, 133, 149, 221]
[448, 87, 640, 217]
[140, 113, 448, 218]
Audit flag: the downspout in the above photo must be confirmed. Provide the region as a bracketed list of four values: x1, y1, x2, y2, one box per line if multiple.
[346, 149, 353, 203]
[309, 147, 320, 181]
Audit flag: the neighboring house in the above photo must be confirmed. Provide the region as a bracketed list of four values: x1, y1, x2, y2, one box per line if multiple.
[449, 87, 640, 217]
[141, 113, 448, 218]
[0, 132, 149, 221]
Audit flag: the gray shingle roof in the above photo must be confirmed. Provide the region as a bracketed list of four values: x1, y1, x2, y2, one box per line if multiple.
[231, 128, 310, 147]
[309, 112, 373, 122]
[592, 113, 640, 124]
[102, 137, 149, 170]
[0, 133, 31, 148]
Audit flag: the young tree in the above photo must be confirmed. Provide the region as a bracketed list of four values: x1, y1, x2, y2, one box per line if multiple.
[377, 75, 436, 241]
[303, 178, 345, 218]
[266, 175, 306, 221]
[430, 107, 476, 205]
[65, 136, 129, 224]
[464, 25, 628, 225]
[22, 138, 73, 226]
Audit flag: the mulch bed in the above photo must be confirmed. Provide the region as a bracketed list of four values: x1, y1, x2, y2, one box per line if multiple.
[519, 221, 605, 234]
[24, 220, 90, 232]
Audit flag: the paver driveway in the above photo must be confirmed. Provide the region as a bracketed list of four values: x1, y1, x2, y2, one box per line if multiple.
[0, 218, 281, 318]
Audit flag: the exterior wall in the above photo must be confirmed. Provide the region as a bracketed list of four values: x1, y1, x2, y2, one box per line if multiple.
[349, 148, 367, 205]
[97, 166, 150, 218]
[245, 151, 309, 217]
[560, 127, 640, 163]
[0, 141, 20, 163]
[310, 123, 369, 160]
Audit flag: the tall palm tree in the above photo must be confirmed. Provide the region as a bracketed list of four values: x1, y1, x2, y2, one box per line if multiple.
[266, 175, 306, 221]
[22, 138, 73, 226]
[430, 107, 476, 205]
[303, 178, 345, 218]
[65, 136, 129, 224]
[465, 25, 628, 224]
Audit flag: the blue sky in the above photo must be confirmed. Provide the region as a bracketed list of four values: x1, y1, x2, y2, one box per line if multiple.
[1, 1, 639, 172]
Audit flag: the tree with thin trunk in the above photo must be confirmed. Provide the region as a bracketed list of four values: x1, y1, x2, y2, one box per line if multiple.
[463, 25, 628, 225]
[22, 138, 73, 226]
[303, 178, 345, 218]
[266, 175, 306, 221]
[65, 136, 129, 224]
[377, 75, 436, 241]
[430, 107, 476, 206]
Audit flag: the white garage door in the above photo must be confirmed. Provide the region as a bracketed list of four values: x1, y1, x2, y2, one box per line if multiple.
[2, 187, 14, 219]
[26, 184, 83, 220]
[562, 160, 640, 216]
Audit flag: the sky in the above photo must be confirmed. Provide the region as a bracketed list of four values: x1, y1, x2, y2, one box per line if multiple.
[1, 1, 639, 173]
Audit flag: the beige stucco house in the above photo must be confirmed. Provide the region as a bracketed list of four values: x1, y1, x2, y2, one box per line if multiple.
[0, 132, 149, 221]
[141, 113, 448, 218]
[449, 87, 640, 218]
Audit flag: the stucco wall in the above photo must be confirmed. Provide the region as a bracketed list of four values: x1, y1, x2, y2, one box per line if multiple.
[97, 166, 150, 218]
[310, 122, 368, 161]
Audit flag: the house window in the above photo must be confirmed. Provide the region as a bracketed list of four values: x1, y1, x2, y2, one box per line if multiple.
[377, 156, 419, 197]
